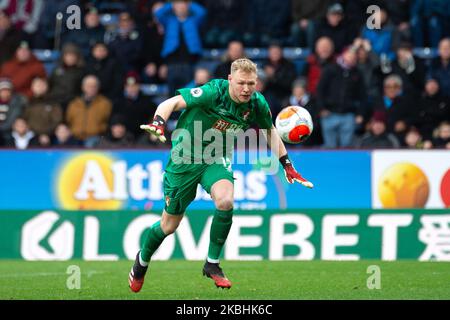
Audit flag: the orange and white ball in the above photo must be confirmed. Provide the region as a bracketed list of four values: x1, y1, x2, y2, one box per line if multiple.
[275, 106, 313, 144]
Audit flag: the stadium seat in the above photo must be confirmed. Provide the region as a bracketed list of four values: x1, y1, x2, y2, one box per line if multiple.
[32, 49, 60, 62]
[413, 47, 439, 60]
[202, 48, 226, 60]
[141, 84, 169, 96]
[100, 14, 119, 28]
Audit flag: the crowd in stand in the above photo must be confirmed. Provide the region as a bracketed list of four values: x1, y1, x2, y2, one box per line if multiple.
[0, 0, 449, 150]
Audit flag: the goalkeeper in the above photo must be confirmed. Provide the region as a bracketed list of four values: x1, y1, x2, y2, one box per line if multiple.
[129, 58, 313, 292]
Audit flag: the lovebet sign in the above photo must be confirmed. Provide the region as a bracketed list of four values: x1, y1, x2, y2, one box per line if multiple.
[1, 210, 449, 261]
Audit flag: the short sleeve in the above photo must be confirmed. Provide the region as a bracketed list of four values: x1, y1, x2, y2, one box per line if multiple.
[176, 84, 214, 110]
[255, 95, 273, 129]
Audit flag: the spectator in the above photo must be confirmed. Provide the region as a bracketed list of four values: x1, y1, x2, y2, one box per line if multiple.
[66, 75, 112, 148]
[263, 42, 297, 114]
[141, 1, 166, 84]
[63, 6, 106, 58]
[243, 0, 291, 47]
[379, 42, 426, 97]
[316, 46, 366, 148]
[47, 42, 85, 110]
[213, 40, 245, 80]
[155, 0, 207, 95]
[0, 0, 43, 44]
[404, 126, 424, 149]
[0, 10, 23, 67]
[22, 77, 62, 138]
[0, 77, 26, 140]
[51, 122, 81, 148]
[0, 40, 46, 98]
[410, 0, 449, 48]
[314, 2, 354, 54]
[375, 74, 418, 144]
[303, 36, 335, 96]
[361, 6, 399, 61]
[186, 67, 211, 88]
[383, 0, 411, 42]
[290, 0, 330, 49]
[430, 38, 450, 98]
[283, 78, 311, 109]
[86, 42, 124, 103]
[113, 72, 155, 140]
[106, 11, 143, 72]
[354, 111, 400, 148]
[34, 0, 79, 49]
[203, 0, 245, 48]
[4, 117, 38, 149]
[424, 121, 450, 149]
[97, 114, 134, 148]
[354, 37, 381, 102]
[417, 78, 450, 140]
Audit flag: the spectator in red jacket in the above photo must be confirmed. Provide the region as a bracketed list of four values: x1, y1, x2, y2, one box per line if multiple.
[0, 40, 46, 98]
[303, 36, 335, 96]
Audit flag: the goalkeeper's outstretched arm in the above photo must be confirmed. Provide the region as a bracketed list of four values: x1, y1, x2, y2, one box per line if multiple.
[140, 95, 187, 143]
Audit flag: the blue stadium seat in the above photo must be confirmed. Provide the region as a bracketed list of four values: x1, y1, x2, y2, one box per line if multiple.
[141, 84, 169, 96]
[413, 47, 439, 60]
[99, 13, 119, 27]
[32, 49, 60, 62]
[283, 47, 311, 60]
[202, 48, 226, 60]
[245, 48, 268, 59]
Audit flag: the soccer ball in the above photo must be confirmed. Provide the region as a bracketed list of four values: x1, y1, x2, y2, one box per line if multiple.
[275, 106, 313, 144]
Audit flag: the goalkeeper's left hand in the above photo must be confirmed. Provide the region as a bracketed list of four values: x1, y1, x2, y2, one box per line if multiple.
[280, 155, 314, 188]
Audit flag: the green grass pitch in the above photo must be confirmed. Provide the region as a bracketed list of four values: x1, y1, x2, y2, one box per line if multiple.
[0, 260, 449, 300]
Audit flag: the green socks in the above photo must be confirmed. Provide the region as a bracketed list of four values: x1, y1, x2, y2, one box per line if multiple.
[208, 208, 233, 261]
[140, 221, 167, 263]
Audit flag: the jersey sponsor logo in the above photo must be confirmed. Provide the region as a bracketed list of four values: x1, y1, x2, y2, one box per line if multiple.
[212, 119, 245, 132]
[213, 119, 231, 131]
[190, 87, 203, 98]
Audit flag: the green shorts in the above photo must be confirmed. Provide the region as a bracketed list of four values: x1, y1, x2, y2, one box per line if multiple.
[163, 163, 234, 215]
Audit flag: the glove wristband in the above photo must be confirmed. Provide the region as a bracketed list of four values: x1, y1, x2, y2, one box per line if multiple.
[279, 154, 292, 169]
[152, 115, 166, 127]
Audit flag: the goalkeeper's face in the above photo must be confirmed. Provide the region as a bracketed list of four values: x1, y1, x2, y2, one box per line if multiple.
[228, 70, 257, 104]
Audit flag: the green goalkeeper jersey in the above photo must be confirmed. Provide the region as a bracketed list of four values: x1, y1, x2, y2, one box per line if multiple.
[166, 79, 273, 173]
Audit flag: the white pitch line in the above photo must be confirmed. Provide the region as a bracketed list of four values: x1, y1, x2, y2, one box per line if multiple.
[0, 271, 105, 278]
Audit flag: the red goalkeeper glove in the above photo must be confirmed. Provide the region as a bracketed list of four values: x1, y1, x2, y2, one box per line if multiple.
[140, 115, 167, 143]
[280, 155, 314, 188]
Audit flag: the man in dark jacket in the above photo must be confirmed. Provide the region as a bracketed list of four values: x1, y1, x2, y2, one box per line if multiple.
[107, 11, 144, 72]
[0, 10, 23, 67]
[314, 3, 354, 54]
[113, 72, 156, 140]
[290, 0, 330, 49]
[316, 46, 367, 148]
[86, 42, 124, 104]
[203, 0, 245, 48]
[263, 43, 297, 114]
[213, 40, 245, 80]
[430, 38, 450, 98]
[375, 74, 418, 145]
[63, 7, 106, 58]
[417, 78, 450, 140]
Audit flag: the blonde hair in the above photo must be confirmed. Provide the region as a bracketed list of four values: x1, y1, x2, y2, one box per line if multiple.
[231, 58, 257, 74]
